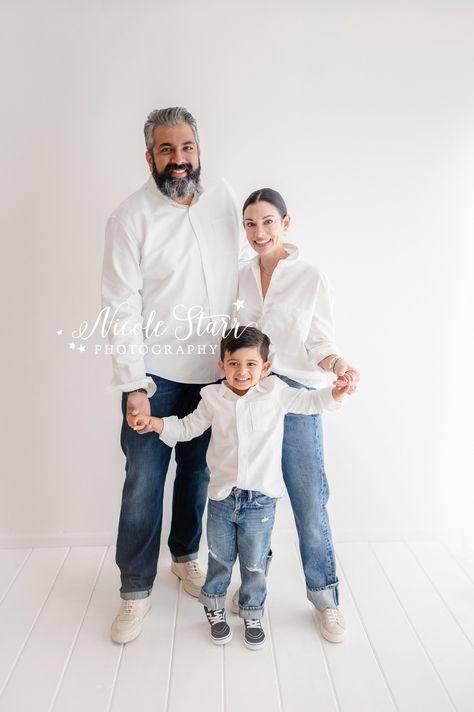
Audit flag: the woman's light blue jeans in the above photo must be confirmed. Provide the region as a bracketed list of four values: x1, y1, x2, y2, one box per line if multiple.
[276, 373, 339, 611]
[199, 489, 276, 619]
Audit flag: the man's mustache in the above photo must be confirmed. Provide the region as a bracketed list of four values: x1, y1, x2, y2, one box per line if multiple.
[163, 163, 193, 177]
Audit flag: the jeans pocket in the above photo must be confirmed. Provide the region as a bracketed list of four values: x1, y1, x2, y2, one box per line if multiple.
[253, 493, 276, 508]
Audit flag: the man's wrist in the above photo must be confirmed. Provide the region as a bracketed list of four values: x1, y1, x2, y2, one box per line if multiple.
[127, 388, 148, 395]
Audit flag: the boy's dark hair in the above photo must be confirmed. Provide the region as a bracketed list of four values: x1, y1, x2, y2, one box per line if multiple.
[220, 326, 270, 362]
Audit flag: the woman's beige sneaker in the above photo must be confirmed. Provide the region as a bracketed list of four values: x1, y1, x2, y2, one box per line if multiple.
[230, 588, 240, 614]
[111, 597, 151, 644]
[318, 607, 346, 643]
[171, 560, 205, 597]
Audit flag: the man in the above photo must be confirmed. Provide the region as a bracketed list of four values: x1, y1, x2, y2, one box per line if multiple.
[102, 107, 240, 643]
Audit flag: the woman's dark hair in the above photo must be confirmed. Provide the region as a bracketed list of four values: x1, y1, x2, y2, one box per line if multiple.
[220, 326, 271, 362]
[242, 188, 287, 219]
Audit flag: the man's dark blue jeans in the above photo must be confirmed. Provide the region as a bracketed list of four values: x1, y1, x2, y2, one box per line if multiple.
[116, 374, 211, 599]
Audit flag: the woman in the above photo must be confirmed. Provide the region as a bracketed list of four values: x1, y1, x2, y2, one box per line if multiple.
[235, 188, 359, 643]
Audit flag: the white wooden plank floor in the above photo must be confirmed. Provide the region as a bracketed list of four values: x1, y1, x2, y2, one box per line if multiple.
[0, 538, 473, 712]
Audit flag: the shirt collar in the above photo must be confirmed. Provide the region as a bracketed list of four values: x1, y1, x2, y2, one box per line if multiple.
[219, 379, 268, 400]
[246, 242, 299, 270]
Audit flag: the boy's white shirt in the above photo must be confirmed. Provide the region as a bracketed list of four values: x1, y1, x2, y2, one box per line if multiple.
[237, 243, 339, 388]
[159, 375, 342, 500]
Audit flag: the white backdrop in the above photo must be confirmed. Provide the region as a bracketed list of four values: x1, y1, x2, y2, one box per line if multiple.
[1, 0, 473, 549]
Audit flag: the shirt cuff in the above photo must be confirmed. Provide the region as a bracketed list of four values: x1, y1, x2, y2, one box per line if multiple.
[318, 387, 344, 411]
[107, 377, 157, 397]
[307, 345, 340, 370]
[159, 416, 180, 447]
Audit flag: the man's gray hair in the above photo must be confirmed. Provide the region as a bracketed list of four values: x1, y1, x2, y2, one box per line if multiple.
[144, 107, 200, 152]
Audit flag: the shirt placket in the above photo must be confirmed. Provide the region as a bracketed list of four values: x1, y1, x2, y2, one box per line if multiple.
[235, 397, 249, 490]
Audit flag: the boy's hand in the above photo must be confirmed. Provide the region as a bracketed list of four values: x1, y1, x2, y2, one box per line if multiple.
[129, 411, 152, 433]
[332, 383, 351, 401]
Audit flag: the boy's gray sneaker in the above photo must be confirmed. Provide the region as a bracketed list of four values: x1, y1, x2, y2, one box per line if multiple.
[230, 588, 240, 614]
[243, 618, 265, 650]
[204, 606, 233, 645]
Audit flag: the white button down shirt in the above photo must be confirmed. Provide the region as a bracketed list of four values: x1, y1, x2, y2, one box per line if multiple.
[237, 244, 339, 388]
[102, 176, 240, 395]
[159, 375, 341, 500]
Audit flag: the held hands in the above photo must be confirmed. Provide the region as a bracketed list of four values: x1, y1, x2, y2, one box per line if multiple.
[332, 358, 360, 395]
[126, 391, 153, 433]
[129, 412, 153, 432]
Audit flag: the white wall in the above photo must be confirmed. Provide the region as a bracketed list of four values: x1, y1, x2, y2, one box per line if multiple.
[1, 0, 473, 547]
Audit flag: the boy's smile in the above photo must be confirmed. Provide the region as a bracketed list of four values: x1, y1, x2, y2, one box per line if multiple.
[219, 346, 271, 396]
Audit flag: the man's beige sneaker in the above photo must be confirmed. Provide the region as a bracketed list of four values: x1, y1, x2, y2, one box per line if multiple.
[318, 607, 346, 643]
[171, 560, 205, 597]
[230, 587, 240, 614]
[111, 597, 151, 644]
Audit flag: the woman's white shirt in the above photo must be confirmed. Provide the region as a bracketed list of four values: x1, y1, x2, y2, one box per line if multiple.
[237, 243, 339, 388]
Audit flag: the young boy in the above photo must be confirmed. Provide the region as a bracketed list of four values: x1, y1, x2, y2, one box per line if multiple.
[130, 326, 349, 650]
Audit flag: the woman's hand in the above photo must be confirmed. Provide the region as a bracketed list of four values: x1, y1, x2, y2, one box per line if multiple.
[333, 359, 360, 395]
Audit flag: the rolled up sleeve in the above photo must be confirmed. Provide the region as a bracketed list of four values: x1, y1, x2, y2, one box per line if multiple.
[305, 272, 340, 367]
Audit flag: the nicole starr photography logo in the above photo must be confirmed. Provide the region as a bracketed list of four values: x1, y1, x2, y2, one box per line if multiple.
[56, 300, 253, 356]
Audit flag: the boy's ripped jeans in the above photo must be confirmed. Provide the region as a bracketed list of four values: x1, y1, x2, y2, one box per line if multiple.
[198, 488, 276, 619]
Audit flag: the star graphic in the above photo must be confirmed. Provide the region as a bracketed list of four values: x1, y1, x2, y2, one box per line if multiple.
[56, 329, 63, 335]
[77, 344, 86, 353]
[69, 342, 76, 350]
[233, 299, 245, 311]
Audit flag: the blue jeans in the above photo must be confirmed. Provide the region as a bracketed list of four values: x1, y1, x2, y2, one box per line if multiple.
[198, 489, 276, 619]
[116, 374, 211, 599]
[275, 373, 339, 611]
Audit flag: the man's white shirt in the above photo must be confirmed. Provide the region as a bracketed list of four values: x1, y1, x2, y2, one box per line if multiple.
[159, 376, 342, 500]
[102, 175, 240, 395]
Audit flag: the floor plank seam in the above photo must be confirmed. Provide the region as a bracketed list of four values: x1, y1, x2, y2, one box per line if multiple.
[0, 548, 33, 608]
[106, 639, 125, 712]
[444, 545, 474, 587]
[47, 546, 109, 712]
[221, 639, 226, 712]
[164, 578, 181, 712]
[334, 551, 399, 712]
[265, 602, 285, 712]
[369, 542, 458, 711]
[291, 542, 342, 712]
[0, 546, 71, 701]
[405, 541, 474, 650]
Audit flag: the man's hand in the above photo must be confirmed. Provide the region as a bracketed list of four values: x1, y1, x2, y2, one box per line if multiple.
[126, 391, 153, 432]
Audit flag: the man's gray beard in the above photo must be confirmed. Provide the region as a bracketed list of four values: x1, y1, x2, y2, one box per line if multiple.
[152, 165, 201, 201]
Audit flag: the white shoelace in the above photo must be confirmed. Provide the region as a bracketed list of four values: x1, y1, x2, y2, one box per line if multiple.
[324, 608, 342, 623]
[206, 608, 226, 625]
[119, 600, 138, 618]
[244, 618, 262, 629]
[185, 561, 201, 577]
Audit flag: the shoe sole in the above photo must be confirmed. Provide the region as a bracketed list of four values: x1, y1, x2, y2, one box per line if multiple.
[211, 630, 233, 645]
[320, 627, 345, 643]
[244, 637, 265, 651]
